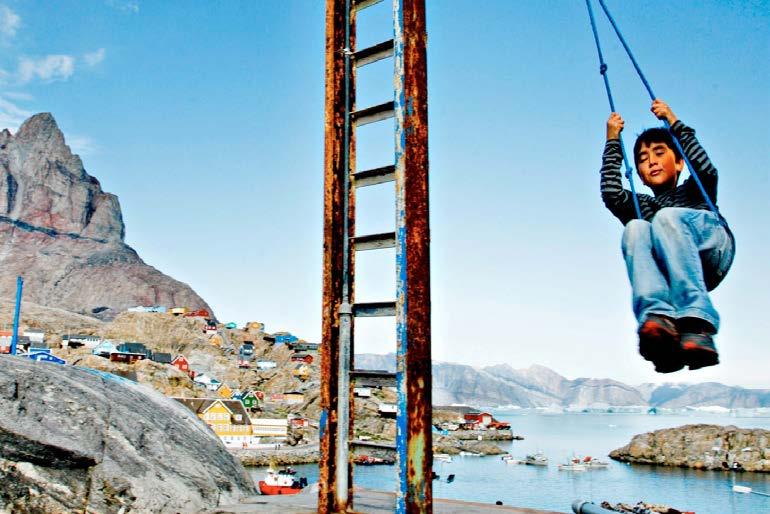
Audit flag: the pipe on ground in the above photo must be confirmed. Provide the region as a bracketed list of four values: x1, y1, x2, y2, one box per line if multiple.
[572, 500, 617, 514]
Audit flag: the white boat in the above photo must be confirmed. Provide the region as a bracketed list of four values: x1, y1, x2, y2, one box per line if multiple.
[558, 462, 587, 471]
[434, 453, 453, 463]
[459, 451, 481, 457]
[501, 454, 525, 465]
[582, 456, 609, 468]
[524, 452, 548, 466]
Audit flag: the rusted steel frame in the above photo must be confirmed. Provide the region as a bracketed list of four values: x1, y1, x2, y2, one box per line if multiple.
[393, 0, 432, 513]
[320, 0, 357, 512]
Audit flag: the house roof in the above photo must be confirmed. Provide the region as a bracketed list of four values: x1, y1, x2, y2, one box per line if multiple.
[152, 353, 173, 363]
[173, 398, 252, 425]
[117, 342, 149, 354]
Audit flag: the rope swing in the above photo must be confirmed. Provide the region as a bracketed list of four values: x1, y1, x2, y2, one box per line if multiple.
[585, 0, 721, 220]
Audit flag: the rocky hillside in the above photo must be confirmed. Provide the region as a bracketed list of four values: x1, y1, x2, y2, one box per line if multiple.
[610, 424, 770, 472]
[0, 356, 255, 512]
[0, 113, 211, 320]
[356, 353, 770, 409]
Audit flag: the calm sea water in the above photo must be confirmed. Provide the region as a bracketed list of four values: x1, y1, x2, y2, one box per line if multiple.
[247, 411, 770, 513]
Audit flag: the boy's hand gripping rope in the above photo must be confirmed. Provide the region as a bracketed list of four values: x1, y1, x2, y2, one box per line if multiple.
[585, 0, 642, 220]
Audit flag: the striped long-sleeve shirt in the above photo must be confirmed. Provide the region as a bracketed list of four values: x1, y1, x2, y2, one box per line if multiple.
[600, 120, 725, 226]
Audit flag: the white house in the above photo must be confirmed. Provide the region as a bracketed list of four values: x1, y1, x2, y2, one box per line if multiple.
[250, 417, 288, 438]
[193, 374, 222, 391]
[22, 329, 45, 344]
[256, 360, 277, 370]
[62, 334, 101, 348]
[92, 340, 117, 357]
[354, 387, 372, 398]
[378, 403, 397, 417]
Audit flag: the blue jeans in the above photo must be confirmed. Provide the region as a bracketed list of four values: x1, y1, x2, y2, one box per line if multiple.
[621, 207, 734, 332]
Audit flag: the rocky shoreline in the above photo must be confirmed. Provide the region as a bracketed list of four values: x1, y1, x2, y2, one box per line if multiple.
[231, 445, 320, 467]
[610, 424, 770, 472]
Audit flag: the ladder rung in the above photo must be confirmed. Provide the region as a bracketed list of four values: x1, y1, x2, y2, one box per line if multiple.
[351, 369, 397, 387]
[354, 40, 394, 68]
[354, 165, 395, 188]
[353, 301, 396, 317]
[354, 232, 396, 251]
[353, 0, 385, 12]
[352, 102, 394, 127]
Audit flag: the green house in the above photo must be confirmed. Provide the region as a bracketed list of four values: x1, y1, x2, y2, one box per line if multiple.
[241, 390, 260, 410]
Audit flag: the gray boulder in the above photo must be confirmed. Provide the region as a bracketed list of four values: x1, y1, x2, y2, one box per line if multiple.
[0, 357, 255, 513]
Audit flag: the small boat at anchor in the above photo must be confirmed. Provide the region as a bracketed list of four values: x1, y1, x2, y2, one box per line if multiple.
[524, 452, 548, 466]
[258, 466, 307, 495]
[581, 456, 609, 468]
[501, 454, 525, 464]
[558, 459, 587, 472]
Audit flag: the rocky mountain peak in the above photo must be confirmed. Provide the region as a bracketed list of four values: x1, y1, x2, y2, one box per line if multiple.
[0, 113, 212, 320]
[1, 112, 120, 241]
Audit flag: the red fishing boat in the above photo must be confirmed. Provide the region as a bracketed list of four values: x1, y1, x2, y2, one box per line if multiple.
[258, 467, 307, 495]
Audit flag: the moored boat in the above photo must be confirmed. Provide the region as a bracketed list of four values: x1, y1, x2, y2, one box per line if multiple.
[558, 459, 587, 471]
[258, 467, 307, 495]
[501, 454, 525, 464]
[434, 453, 453, 463]
[524, 452, 548, 466]
[582, 455, 609, 468]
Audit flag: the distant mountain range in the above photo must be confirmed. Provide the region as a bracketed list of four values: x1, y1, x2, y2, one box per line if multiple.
[355, 353, 770, 409]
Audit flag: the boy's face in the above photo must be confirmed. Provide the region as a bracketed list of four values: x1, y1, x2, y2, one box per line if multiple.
[636, 141, 683, 192]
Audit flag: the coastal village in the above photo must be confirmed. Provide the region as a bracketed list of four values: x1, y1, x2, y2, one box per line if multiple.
[0, 304, 514, 465]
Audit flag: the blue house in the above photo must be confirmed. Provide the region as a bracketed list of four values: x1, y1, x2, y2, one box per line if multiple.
[266, 332, 299, 346]
[92, 341, 117, 358]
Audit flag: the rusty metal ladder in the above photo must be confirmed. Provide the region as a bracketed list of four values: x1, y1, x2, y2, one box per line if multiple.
[320, 0, 432, 513]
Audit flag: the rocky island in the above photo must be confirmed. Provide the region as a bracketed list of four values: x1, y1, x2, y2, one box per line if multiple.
[610, 424, 770, 472]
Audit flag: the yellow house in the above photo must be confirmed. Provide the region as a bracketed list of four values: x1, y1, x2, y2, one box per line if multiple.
[217, 384, 233, 399]
[292, 363, 311, 380]
[173, 398, 254, 448]
[284, 391, 305, 404]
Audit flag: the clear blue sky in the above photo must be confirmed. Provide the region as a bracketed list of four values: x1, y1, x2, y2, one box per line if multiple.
[1, 1, 768, 388]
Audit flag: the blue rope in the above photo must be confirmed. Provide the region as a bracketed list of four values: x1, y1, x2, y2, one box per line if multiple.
[585, 0, 642, 219]
[596, 0, 721, 218]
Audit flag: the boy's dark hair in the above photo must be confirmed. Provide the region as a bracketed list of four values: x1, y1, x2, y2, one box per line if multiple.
[633, 127, 683, 167]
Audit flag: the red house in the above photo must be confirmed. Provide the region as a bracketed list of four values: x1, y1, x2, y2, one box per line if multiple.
[172, 355, 190, 372]
[464, 412, 493, 427]
[109, 352, 145, 364]
[291, 354, 314, 364]
[289, 417, 310, 429]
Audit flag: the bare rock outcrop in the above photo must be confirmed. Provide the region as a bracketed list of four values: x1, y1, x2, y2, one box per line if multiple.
[0, 356, 255, 512]
[609, 424, 770, 472]
[0, 113, 212, 320]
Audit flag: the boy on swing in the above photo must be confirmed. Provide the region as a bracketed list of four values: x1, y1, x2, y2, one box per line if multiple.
[601, 99, 735, 373]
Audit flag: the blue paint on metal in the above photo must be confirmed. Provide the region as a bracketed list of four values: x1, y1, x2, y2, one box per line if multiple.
[393, 0, 410, 512]
[320, 408, 327, 440]
[10, 276, 22, 355]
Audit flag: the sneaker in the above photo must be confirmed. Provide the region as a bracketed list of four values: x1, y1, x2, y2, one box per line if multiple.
[638, 315, 683, 374]
[681, 332, 719, 370]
